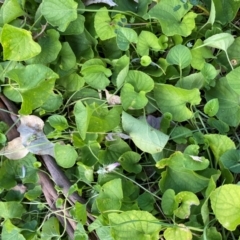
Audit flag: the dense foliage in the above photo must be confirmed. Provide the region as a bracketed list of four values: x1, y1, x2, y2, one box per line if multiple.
[0, 0, 240, 239]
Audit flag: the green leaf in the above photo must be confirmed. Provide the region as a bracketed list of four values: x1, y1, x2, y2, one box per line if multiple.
[88, 105, 121, 133]
[220, 149, 240, 173]
[47, 115, 69, 131]
[204, 98, 219, 117]
[59, 42, 76, 70]
[96, 178, 123, 213]
[204, 134, 235, 161]
[73, 202, 87, 225]
[116, 27, 138, 51]
[174, 191, 200, 219]
[81, 59, 111, 90]
[201, 33, 234, 52]
[41, 217, 60, 239]
[146, 0, 197, 36]
[54, 143, 78, 168]
[212, 0, 240, 24]
[74, 223, 88, 240]
[2, 0, 25, 24]
[63, 14, 85, 35]
[74, 101, 92, 140]
[191, 39, 214, 70]
[200, 227, 222, 240]
[121, 70, 154, 110]
[2, 220, 25, 240]
[41, 0, 78, 32]
[226, 66, 240, 95]
[41, 93, 63, 112]
[108, 210, 161, 240]
[206, 77, 240, 126]
[161, 189, 178, 216]
[27, 29, 62, 64]
[176, 72, 205, 90]
[157, 152, 210, 193]
[154, 84, 201, 122]
[137, 192, 155, 211]
[166, 44, 192, 69]
[119, 151, 142, 174]
[170, 126, 192, 144]
[164, 226, 192, 240]
[5, 64, 58, 114]
[1, 24, 41, 61]
[122, 112, 169, 154]
[210, 184, 240, 231]
[137, 31, 161, 56]
[0, 201, 25, 219]
[94, 7, 117, 40]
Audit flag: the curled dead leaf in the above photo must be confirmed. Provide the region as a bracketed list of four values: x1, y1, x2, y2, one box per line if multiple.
[105, 90, 121, 105]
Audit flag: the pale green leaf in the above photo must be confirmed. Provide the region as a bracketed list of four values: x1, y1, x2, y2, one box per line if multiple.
[154, 84, 201, 122]
[59, 42, 76, 70]
[108, 210, 161, 240]
[210, 184, 240, 231]
[41, 217, 60, 239]
[1, 24, 41, 61]
[0, 201, 25, 219]
[204, 134, 236, 161]
[164, 226, 192, 240]
[166, 45, 192, 69]
[174, 191, 200, 219]
[122, 112, 169, 154]
[64, 14, 85, 35]
[161, 189, 178, 216]
[119, 151, 142, 174]
[94, 7, 117, 40]
[54, 143, 78, 168]
[41, 0, 78, 32]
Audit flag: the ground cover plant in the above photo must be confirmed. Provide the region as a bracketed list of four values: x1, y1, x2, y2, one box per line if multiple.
[0, 0, 239, 239]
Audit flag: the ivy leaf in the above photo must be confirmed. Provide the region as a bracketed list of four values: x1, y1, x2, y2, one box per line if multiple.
[146, 0, 197, 37]
[210, 184, 240, 231]
[108, 210, 161, 239]
[116, 28, 138, 51]
[1, 24, 41, 61]
[41, 0, 78, 32]
[137, 31, 161, 56]
[154, 84, 201, 122]
[122, 112, 169, 154]
[166, 44, 192, 69]
[2, 0, 25, 24]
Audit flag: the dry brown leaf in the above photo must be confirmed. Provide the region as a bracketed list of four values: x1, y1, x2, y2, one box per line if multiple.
[0, 137, 29, 159]
[105, 90, 121, 105]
